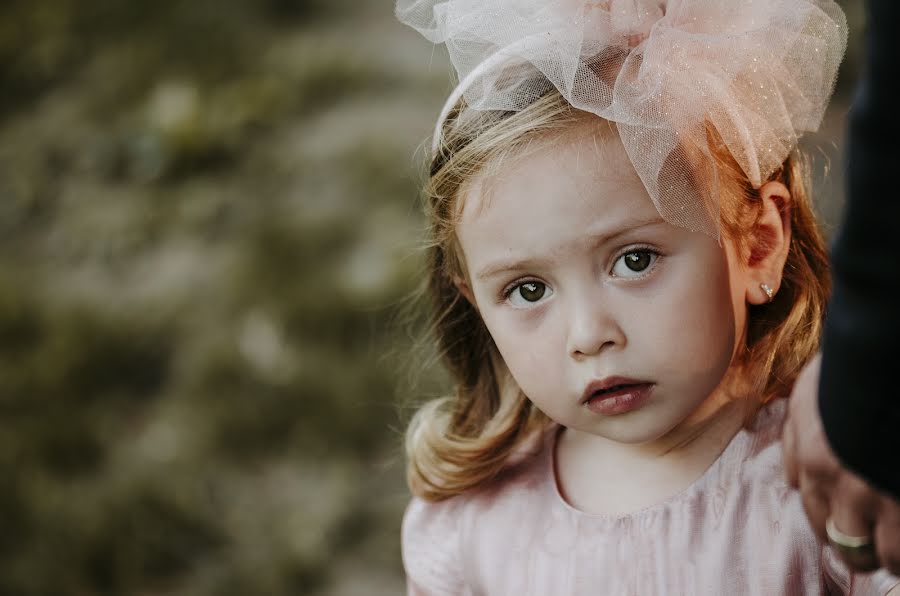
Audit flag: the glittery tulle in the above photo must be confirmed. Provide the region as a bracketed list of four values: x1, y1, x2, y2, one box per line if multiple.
[397, 0, 847, 236]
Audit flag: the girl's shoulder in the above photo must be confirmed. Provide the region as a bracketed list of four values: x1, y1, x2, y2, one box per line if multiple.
[401, 495, 469, 595]
[743, 395, 790, 445]
[403, 423, 559, 530]
[726, 397, 790, 477]
[401, 426, 558, 593]
[709, 397, 811, 492]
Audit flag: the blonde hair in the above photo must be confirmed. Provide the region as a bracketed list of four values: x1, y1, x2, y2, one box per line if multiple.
[407, 90, 829, 502]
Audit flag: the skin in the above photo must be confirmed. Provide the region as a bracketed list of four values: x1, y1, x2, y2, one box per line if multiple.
[784, 354, 900, 578]
[454, 123, 791, 515]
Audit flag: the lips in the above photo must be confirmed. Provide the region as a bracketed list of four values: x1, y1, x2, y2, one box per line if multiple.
[581, 376, 654, 416]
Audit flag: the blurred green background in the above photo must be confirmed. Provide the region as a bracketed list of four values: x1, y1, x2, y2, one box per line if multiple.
[0, 1, 863, 595]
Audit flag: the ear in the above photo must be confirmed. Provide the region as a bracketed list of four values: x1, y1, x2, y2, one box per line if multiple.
[453, 275, 477, 308]
[743, 180, 792, 305]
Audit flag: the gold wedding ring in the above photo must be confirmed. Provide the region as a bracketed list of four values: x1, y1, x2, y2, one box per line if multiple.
[826, 517, 878, 571]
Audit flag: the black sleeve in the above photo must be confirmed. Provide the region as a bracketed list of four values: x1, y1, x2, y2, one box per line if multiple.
[818, 0, 900, 500]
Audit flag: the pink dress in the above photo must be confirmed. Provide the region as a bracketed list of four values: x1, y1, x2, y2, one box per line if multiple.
[402, 400, 899, 595]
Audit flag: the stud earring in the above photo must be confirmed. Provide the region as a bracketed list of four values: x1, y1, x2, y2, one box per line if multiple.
[760, 283, 775, 303]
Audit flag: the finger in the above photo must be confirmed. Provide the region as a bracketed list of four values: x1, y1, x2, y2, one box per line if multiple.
[829, 515, 879, 573]
[832, 474, 879, 530]
[798, 470, 830, 542]
[829, 476, 879, 572]
[782, 418, 799, 487]
[874, 499, 900, 576]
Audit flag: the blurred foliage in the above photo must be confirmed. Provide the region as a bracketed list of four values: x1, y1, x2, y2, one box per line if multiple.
[0, 0, 451, 594]
[0, 0, 861, 594]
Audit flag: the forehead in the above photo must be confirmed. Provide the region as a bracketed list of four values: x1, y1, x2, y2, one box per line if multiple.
[457, 124, 658, 233]
[453, 124, 675, 284]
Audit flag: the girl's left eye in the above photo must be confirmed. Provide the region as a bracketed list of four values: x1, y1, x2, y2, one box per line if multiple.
[611, 249, 659, 278]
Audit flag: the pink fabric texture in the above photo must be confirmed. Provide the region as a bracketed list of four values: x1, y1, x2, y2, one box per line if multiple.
[402, 400, 899, 595]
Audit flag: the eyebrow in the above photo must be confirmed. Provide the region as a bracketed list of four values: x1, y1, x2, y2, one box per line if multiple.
[474, 216, 666, 281]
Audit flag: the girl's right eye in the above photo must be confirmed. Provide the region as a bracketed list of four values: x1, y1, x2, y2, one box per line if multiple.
[506, 281, 552, 306]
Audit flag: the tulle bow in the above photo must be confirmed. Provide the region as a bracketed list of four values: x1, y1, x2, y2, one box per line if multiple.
[397, 0, 847, 234]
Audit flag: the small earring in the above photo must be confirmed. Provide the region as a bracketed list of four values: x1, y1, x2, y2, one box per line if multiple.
[760, 283, 775, 303]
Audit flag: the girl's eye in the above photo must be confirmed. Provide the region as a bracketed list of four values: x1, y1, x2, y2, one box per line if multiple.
[611, 249, 659, 277]
[508, 281, 551, 306]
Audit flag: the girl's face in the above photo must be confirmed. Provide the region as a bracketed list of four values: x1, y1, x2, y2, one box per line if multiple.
[455, 127, 752, 447]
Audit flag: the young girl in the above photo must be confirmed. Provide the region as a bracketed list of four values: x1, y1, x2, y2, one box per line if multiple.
[397, 0, 900, 593]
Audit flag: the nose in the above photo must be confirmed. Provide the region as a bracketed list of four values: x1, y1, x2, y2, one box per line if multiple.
[567, 287, 626, 359]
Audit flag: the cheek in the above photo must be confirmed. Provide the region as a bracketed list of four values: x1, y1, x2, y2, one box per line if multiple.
[479, 309, 564, 392]
[646, 252, 737, 382]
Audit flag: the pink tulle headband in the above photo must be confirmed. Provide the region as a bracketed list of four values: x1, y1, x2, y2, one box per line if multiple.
[396, 0, 847, 235]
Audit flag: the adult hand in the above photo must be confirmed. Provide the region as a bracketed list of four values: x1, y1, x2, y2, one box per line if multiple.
[783, 353, 900, 575]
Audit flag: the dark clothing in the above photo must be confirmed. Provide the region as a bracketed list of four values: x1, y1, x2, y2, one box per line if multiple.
[819, 0, 900, 500]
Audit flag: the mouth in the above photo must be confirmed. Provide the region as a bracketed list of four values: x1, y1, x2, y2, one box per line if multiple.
[581, 377, 655, 416]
